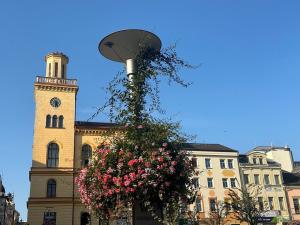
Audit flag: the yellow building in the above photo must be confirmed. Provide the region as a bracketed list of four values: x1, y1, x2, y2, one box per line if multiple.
[28, 52, 116, 225]
[239, 149, 290, 224]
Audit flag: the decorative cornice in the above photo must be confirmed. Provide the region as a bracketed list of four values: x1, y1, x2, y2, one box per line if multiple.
[75, 128, 110, 135]
[34, 83, 78, 93]
[28, 197, 82, 205]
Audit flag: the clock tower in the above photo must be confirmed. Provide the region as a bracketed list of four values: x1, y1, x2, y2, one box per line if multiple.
[28, 52, 78, 225]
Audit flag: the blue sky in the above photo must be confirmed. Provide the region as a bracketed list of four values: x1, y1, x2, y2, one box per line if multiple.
[1, 0, 300, 220]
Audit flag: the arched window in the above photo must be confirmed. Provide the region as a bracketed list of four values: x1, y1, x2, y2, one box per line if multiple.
[47, 143, 59, 167]
[58, 116, 64, 128]
[82, 144, 92, 167]
[52, 115, 57, 128]
[47, 179, 56, 198]
[81, 212, 91, 225]
[46, 115, 51, 128]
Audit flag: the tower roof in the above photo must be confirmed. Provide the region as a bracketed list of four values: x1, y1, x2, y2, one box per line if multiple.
[44, 52, 69, 63]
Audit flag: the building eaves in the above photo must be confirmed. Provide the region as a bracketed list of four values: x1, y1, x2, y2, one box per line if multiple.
[75, 121, 117, 129]
[181, 143, 237, 152]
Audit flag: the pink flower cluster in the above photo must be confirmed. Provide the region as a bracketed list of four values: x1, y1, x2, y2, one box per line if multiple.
[75, 142, 195, 217]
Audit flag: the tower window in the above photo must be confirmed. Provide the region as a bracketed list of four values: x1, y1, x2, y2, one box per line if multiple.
[62, 64, 65, 79]
[54, 62, 58, 77]
[47, 179, 56, 198]
[47, 143, 59, 167]
[82, 144, 92, 167]
[48, 63, 51, 77]
[46, 115, 51, 128]
[52, 115, 58, 128]
[58, 116, 64, 128]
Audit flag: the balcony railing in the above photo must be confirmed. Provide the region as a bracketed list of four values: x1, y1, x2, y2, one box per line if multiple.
[35, 76, 77, 86]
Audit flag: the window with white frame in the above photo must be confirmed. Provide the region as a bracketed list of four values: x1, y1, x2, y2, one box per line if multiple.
[268, 197, 274, 210]
[228, 159, 234, 168]
[244, 174, 249, 185]
[264, 175, 270, 185]
[220, 159, 226, 169]
[222, 178, 228, 188]
[195, 197, 202, 212]
[209, 198, 216, 211]
[205, 158, 212, 169]
[230, 178, 236, 188]
[274, 175, 280, 185]
[207, 178, 213, 188]
[278, 197, 285, 210]
[254, 174, 260, 185]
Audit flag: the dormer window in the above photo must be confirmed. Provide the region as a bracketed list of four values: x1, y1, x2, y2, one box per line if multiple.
[253, 158, 257, 164]
[259, 158, 263, 164]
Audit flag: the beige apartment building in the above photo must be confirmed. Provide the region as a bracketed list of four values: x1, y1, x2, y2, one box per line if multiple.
[239, 149, 290, 224]
[185, 143, 242, 225]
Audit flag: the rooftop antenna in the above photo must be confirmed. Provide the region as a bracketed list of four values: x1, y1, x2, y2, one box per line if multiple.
[99, 29, 161, 83]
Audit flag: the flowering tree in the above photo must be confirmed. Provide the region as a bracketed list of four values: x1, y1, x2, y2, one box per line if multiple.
[76, 45, 196, 224]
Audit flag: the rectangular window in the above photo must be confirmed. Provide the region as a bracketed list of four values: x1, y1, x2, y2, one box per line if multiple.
[220, 159, 226, 169]
[44, 212, 56, 225]
[268, 197, 274, 210]
[230, 178, 236, 188]
[192, 158, 198, 168]
[205, 158, 211, 169]
[259, 158, 263, 164]
[258, 197, 264, 211]
[278, 197, 284, 210]
[207, 178, 213, 188]
[293, 198, 300, 214]
[244, 174, 249, 185]
[192, 178, 199, 189]
[222, 178, 228, 188]
[228, 159, 233, 168]
[209, 199, 216, 211]
[254, 174, 260, 185]
[54, 62, 58, 77]
[264, 175, 270, 185]
[274, 175, 280, 185]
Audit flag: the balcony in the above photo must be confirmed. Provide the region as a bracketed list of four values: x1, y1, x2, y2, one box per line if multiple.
[35, 76, 77, 86]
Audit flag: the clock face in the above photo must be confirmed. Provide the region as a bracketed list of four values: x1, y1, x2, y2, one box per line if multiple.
[50, 97, 61, 108]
